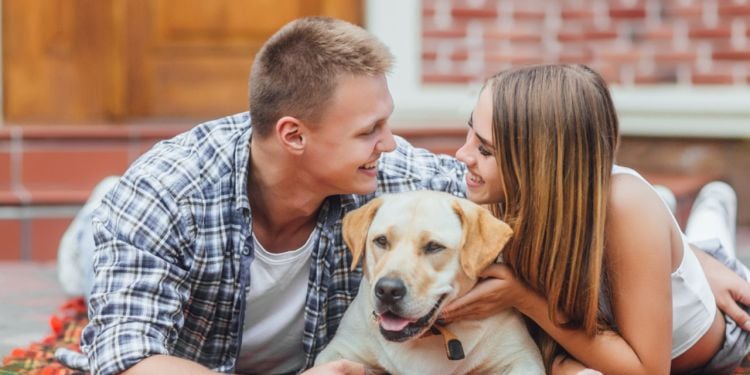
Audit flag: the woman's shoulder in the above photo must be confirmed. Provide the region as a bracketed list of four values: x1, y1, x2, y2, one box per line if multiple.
[609, 172, 666, 215]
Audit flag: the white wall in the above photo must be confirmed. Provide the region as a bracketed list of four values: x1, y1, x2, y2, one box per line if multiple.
[365, 0, 750, 138]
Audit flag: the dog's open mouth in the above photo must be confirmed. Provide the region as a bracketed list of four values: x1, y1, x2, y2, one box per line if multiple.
[376, 294, 447, 342]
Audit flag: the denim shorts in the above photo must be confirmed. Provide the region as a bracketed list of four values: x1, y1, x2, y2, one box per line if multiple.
[687, 238, 750, 375]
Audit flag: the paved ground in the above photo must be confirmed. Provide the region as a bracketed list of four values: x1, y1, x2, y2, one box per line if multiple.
[0, 262, 67, 357]
[1, 227, 749, 359]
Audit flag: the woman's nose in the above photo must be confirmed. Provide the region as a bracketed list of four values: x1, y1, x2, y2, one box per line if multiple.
[455, 142, 473, 165]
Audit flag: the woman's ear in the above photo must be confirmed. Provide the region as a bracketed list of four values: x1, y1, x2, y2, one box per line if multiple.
[276, 116, 306, 154]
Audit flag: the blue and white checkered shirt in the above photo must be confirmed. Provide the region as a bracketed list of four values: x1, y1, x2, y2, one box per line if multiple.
[66, 112, 466, 374]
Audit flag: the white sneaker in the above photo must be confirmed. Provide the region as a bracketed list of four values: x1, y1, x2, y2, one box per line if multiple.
[654, 185, 677, 215]
[685, 181, 738, 257]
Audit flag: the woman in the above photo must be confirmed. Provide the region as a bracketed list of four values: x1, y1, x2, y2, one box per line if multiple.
[443, 64, 749, 374]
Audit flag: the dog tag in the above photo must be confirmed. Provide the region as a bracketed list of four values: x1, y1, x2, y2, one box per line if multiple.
[431, 324, 465, 361]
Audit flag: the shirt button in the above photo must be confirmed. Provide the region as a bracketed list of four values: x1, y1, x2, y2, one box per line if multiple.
[242, 247, 250, 255]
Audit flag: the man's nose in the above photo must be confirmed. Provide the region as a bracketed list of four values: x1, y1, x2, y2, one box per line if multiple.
[377, 126, 397, 153]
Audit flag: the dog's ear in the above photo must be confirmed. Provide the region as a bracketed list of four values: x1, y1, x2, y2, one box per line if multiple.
[343, 197, 384, 271]
[452, 199, 513, 279]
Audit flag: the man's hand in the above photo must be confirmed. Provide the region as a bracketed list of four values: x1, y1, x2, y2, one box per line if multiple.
[694, 247, 750, 330]
[439, 263, 526, 323]
[302, 359, 365, 375]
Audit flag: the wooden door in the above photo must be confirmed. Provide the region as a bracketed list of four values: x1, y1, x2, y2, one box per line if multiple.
[2, 0, 362, 124]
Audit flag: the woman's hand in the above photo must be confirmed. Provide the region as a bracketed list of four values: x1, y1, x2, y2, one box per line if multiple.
[693, 248, 750, 330]
[439, 263, 527, 323]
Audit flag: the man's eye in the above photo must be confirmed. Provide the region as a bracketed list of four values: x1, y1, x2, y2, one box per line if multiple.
[478, 144, 493, 157]
[373, 235, 389, 249]
[424, 241, 445, 254]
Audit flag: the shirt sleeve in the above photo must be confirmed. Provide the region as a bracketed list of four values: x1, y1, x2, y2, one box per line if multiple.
[378, 135, 467, 197]
[81, 171, 194, 375]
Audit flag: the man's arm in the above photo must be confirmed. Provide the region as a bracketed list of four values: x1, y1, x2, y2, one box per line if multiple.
[82, 174, 192, 374]
[693, 247, 750, 329]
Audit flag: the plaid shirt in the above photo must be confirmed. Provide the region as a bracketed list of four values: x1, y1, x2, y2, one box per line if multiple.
[67, 112, 466, 374]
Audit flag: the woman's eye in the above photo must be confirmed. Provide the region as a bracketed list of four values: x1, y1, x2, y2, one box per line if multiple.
[424, 241, 445, 254]
[478, 144, 493, 157]
[373, 235, 389, 249]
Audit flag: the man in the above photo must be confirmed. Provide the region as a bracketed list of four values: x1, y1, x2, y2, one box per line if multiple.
[58, 17, 463, 374]
[59, 16, 750, 375]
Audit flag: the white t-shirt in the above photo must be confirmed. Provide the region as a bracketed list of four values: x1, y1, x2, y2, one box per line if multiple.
[235, 229, 316, 374]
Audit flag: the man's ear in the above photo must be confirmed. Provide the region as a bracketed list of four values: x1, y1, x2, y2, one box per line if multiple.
[342, 198, 383, 271]
[452, 199, 514, 279]
[276, 116, 306, 154]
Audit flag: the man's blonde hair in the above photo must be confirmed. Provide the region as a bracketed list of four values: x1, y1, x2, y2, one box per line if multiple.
[249, 17, 393, 137]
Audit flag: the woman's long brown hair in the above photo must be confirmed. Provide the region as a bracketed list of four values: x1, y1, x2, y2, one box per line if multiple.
[486, 64, 620, 369]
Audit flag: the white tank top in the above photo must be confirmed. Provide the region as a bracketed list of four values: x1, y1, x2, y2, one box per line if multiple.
[612, 165, 716, 358]
[235, 229, 315, 374]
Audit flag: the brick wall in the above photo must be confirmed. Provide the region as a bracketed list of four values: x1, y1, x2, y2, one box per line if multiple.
[0, 124, 191, 261]
[421, 0, 750, 85]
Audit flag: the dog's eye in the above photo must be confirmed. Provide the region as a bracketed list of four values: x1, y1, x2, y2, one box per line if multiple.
[424, 241, 445, 254]
[373, 235, 389, 249]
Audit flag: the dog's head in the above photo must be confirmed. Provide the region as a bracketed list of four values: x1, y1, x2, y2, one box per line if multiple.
[343, 190, 513, 342]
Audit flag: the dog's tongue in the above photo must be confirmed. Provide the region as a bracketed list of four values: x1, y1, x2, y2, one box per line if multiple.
[379, 314, 411, 332]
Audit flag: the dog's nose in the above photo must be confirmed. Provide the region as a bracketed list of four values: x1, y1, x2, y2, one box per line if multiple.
[375, 277, 406, 305]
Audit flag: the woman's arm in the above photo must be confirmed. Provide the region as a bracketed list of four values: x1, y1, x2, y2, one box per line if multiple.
[693, 247, 750, 328]
[443, 175, 674, 375]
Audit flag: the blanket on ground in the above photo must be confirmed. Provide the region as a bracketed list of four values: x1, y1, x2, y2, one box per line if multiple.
[3, 297, 750, 374]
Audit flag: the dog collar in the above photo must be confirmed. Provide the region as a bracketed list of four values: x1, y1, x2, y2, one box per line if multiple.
[430, 324, 465, 361]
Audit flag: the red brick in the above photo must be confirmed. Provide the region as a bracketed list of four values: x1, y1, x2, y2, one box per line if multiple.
[641, 27, 674, 40]
[609, 6, 647, 19]
[21, 145, 130, 191]
[591, 64, 621, 85]
[422, 50, 438, 61]
[513, 9, 545, 20]
[0, 220, 22, 260]
[599, 50, 642, 62]
[450, 50, 469, 61]
[635, 71, 679, 84]
[422, 74, 476, 84]
[423, 27, 468, 39]
[561, 8, 594, 20]
[486, 52, 544, 65]
[558, 50, 594, 64]
[654, 51, 697, 63]
[584, 29, 619, 40]
[30, 217, 74, 262]
[692, 72, 734, 84]
[689, 26, 731, 39]
[718, 4, 750, 16]
[713, 49, 750, 60]
[558, 31, 585, 42]
[451, 7, 498, 19]
[485, 30, 543, 43]
[664, 4, 702, 18]
[0, 151, 11, 188]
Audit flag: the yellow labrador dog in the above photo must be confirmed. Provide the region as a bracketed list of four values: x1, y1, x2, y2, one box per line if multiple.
[316, 191, 543, 374]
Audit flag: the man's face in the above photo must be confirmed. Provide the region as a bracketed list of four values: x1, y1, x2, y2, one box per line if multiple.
[303, 73, 396, 196]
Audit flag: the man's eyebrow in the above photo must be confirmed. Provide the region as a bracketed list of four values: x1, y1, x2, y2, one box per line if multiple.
[467, 112, 494, 148]
[356, 118, 386, 133]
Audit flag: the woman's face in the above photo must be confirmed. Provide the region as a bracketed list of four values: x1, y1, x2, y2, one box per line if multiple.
[455, 87, 505, 205]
